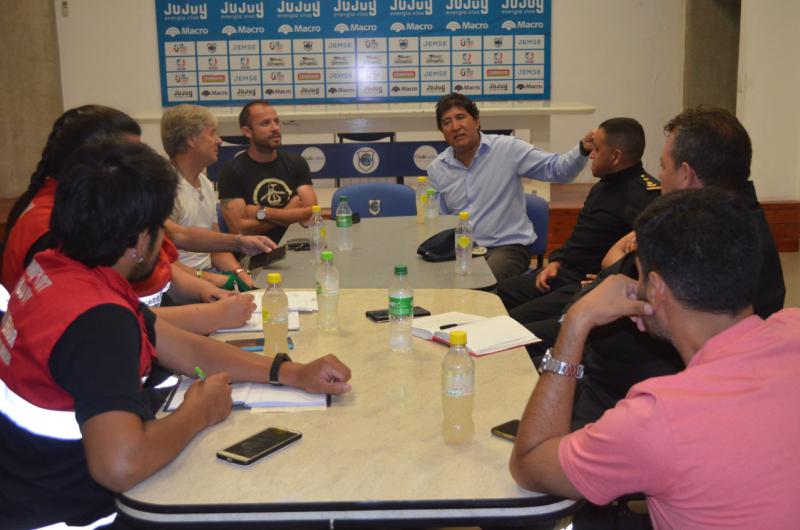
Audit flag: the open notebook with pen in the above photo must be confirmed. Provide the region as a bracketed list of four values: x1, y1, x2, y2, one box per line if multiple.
[216, 290, 316, 333]
[412, 311, 540, 356]
[163, 376, 329, 412]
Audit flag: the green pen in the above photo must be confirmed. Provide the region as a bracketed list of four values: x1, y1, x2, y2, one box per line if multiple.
[194, 366, 207, 380]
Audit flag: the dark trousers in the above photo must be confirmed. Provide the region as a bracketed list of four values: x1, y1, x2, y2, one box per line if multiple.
[497, 266, 584, 324]
[484, 244, 532, 282]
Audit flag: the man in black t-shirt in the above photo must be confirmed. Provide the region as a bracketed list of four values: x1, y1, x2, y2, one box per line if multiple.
[219, 100, 317, 242]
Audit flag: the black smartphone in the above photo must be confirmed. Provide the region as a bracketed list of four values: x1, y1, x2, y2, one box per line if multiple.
[248, 245, 287, 270]
[225, 338, 265, 348]
[491, 419, 520, 441]
[287, 238, 310, 251]
[365, 306, 431, 322]
[216, 427, 301, 466]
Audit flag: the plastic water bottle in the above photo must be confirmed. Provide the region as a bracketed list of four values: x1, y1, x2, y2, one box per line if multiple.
[335, 196, 353, 252]
[388, 264, 413, 353]
[415, 176, 428, 224]
[442, 330, 475, 444]
[309, 204, 325, 264]
[315, 250, 339, 331]
[454, 211, 473, 275]
[425, 188, 438, 221]
[261, 272, 288, 357]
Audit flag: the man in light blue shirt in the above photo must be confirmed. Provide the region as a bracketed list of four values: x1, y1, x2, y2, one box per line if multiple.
[427, 93, 592, 280]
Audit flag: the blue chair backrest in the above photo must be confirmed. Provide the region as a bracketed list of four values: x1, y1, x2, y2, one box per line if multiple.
[525, 193, 549, 267]
[216, 202, 230, 233]
[331, 182, 416, 219]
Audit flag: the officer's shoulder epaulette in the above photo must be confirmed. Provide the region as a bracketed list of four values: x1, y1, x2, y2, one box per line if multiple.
[637, 173, 661, 191]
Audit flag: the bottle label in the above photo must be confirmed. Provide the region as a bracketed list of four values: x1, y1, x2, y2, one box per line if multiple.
[388, 295, 413, 317]
[263, 308, 288, 324]
[444, 372, 474, 397]
[320, 227, 326, 238]
[457, 235, 471, 249]
[336, 215, 352, 228]
[315, 280, 322, 295]
[261, 308, 269, 324]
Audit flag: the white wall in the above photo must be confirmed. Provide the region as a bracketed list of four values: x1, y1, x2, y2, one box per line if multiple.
[549, 1, 686, 180]
[737, 0, 800, 201]
[55, 0, 687, 182]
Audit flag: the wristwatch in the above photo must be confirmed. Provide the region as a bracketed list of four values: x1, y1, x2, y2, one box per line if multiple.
[256, 206, 268, 221]
[269, 352, 292, 386]
[539, 349, 584, 379]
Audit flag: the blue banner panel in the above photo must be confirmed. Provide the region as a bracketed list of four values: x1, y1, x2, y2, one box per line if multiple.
[207, 140, 449, 181]
[156, 0, 551, 106]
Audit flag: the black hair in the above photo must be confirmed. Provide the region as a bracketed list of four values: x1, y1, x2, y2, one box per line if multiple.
[3, 105, 141, 243]
[664, 107, 751, 191]
[635, 188, 761, 315]
[50, 138, 178, 268]
[599, 117, 645, 161]
[238, 99, 273, 128]
[435, 93, 479, 131]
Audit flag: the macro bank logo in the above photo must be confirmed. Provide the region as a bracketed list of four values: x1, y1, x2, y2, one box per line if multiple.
[334, 23, 349, 34]
[162, 2, 208, 20]
[222, 25, 237, 35]
[390, 22, 405, 33]
[165, 27, 181, 37]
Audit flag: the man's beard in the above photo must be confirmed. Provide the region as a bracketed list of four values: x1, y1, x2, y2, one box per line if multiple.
[129, 245, 160, 283]
[254, 135, 281, 152]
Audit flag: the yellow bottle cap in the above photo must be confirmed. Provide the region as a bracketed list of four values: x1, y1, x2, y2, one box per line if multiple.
[449, 330, 467, 345]
[459, 211, 469, 221]
[417, 176, 427, 183]
[267, 272, 282, 284]
[311, 205, 321, 213]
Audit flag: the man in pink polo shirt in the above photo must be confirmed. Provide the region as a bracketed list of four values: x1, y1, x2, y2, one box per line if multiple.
[509, 188, 800, 529]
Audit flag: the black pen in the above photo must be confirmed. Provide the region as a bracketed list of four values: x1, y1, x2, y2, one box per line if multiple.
[439, 323, 459, 330]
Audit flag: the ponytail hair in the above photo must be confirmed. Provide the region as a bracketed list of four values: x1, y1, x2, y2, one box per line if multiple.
[2, 105, 141, 246]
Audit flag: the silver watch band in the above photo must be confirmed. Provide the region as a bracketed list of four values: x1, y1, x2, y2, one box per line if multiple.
[538, 349, 584, 379]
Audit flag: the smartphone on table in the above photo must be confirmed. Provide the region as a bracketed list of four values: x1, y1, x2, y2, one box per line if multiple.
[491, 419, 520, 441]
[365, 306, 431, 323]
[216, 427, 302, 466]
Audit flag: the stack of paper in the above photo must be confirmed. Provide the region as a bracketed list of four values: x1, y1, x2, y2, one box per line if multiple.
[413, 313, 540, 356]
[164, 376, 328, 411]
[216, 290, 317, 333]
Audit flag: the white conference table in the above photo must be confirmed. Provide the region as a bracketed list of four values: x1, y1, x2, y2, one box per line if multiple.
[251, 215, 498, 290]
[117, 289, 578, 528]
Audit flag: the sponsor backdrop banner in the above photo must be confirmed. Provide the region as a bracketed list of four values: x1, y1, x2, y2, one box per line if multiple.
[208, 140, 449, 181]
[156, 0, 551, 106]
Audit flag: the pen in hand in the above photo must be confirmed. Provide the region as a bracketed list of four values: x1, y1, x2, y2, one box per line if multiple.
[194, 366, 207, 380]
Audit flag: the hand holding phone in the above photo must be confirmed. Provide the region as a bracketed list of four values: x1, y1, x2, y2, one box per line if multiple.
[217, 427, 302, 465]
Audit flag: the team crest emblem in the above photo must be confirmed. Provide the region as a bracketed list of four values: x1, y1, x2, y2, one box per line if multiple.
[368, 199, 381, 216]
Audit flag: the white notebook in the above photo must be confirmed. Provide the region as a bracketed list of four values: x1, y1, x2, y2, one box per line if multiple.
[411, 312, 485, 340]
[415, 313, 540, 356]
[164, 376, 328, 411]
[216, 310, 299, 333]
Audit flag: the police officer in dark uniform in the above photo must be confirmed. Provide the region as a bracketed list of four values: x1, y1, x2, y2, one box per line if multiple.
[568, 107, 786, 430]
[497, 117, 661, 328]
